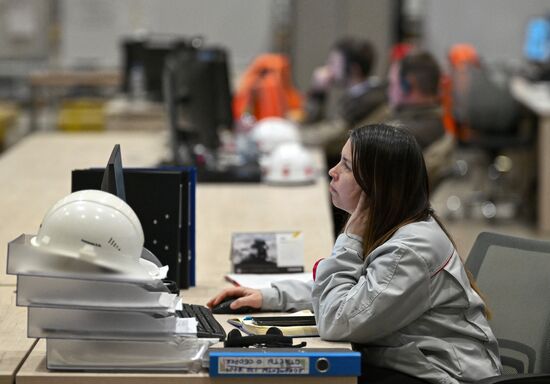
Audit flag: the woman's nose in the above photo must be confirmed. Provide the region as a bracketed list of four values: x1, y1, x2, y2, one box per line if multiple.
[328, 165, 337, 179]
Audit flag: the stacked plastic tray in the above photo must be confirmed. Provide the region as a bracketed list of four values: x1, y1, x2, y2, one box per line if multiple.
[6, 234, 216, 371]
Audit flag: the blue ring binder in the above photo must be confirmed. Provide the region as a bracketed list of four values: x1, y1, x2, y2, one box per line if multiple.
[208, 348, 361, 377]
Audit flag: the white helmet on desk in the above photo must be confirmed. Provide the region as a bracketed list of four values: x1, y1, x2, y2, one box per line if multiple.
[30, 190, 145, 273]
[251, 117, 300, 154]
[262, 142, 317, 185]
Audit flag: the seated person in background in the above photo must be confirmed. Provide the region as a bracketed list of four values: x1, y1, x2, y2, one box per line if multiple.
[386, 50, 446, 149]
[300, 37, 386, 168]
[365, 49, 454, 189]
[304, 37, 385, 126]
[209, 124, 502, 384]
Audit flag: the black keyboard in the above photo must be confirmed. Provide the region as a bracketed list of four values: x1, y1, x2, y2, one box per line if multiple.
[177, 303, 226, 340]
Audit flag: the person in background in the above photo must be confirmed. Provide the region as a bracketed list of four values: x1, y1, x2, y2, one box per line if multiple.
[386, 50, 446, 149]
[208, 123, 502, 384]
[304, 37, 385, 126]
[365, 48, 454, 191]
[300, 37, 386, 169]
[301, 37, 387, 237]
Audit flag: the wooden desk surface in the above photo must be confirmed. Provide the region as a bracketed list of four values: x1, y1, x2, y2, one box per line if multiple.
[1, 132, 345, 382]
[0, 132, 334, 285]
[0, 287, 37, 384]
[510, 77, 550, 232]
[195, 182, 333, 287]
[18, 347, 353, 384]
[510, 76, 550, 116]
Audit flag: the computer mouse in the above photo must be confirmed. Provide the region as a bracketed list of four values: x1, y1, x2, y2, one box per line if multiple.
[211, 296, 256, 314]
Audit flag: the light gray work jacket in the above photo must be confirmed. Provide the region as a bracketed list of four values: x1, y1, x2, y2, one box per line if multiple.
[260, 217, 502, 384]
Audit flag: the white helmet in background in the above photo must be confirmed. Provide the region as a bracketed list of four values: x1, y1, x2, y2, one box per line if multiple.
[251, 117, 300, 154]
[262, 142, 317, 185]
[31, 190, 144, 272]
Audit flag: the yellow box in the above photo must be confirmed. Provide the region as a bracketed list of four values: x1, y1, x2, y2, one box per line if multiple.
[0, 103, 18, 148]
[58, 99, 105, 132]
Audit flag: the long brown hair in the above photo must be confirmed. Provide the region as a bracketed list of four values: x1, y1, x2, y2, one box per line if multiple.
[348, 124, 491, 318]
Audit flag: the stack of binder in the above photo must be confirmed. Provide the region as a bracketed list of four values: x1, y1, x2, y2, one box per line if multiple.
[6, 233, 216, 371]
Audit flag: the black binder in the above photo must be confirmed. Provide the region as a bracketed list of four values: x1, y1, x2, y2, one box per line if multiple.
[71, 167, 196, 289]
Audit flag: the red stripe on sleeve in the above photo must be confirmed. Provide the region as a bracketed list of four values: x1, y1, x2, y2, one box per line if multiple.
[312, 258, 325, 281]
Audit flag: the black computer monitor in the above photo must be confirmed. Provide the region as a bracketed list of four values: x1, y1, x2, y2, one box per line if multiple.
[101, 144, 126, 201]
[121, 38, 145, 95]
[199, 47, 233, 132]
[164, 46, 233, 159]
[121, 36, 189, 102]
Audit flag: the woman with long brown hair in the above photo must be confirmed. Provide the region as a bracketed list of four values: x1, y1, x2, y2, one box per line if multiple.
[208, 124, 502, 383]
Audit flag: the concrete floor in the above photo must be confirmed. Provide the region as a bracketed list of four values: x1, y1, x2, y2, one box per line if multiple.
[431, 148, 546, 259]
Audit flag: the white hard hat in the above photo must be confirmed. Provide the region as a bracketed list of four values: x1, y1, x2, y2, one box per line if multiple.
[262, 142, 317, 184]
[31, 190, 145, 272]
[251, 117, 300, 153]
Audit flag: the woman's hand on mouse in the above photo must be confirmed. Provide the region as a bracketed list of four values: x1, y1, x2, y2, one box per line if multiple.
[207, 286, 263, 310]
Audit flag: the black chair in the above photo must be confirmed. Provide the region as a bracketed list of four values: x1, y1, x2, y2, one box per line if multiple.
[445, 64, 534, 220]
[465, 232, 550, 383]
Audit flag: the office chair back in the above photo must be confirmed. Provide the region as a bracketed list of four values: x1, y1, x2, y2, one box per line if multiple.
[450, 62, 524, 149]
[464, 65, 521, 136]
[466, 232, 550, 375]
[443, 64, 533, 222]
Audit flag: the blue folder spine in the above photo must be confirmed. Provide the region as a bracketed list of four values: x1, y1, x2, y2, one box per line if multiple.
[187, 166, 196, 287]
[209, 350, 361, 377]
